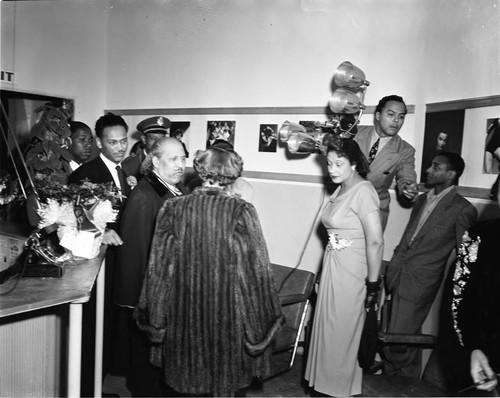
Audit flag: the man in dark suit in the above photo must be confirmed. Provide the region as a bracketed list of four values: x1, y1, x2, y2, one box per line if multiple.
[354, 95, 419, 231]
[67, 121, 93, 173]
[68, 112, 129, 393]
[383, 152, 477, 377]
[68, 112, 130, 223]
[121, 116, 171, 180]
[115, 137, 188, 396]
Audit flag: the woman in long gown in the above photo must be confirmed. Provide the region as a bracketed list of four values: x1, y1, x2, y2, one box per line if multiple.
[305, 137, 384, 396]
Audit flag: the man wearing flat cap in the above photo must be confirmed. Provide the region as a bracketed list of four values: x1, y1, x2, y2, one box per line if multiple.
[122, 116, 171, 179]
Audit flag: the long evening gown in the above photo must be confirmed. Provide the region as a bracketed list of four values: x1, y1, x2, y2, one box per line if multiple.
[305, 180, 380, 396]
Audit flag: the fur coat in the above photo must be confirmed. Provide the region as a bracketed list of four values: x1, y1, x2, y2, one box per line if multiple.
[134, 187, 284, 396]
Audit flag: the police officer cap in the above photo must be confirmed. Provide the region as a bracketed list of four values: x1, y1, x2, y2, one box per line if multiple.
[137, 116, 171, 135]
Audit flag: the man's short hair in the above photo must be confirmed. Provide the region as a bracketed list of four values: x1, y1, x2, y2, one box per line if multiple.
[69, 121, 91, 137]
[438, 151, 465, 184]
[95, 113, 128, 138]
[375, 95, 408, 115]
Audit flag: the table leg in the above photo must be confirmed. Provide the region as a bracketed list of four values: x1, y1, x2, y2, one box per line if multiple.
[94, 260, 105, 397]
[68, 303, 83, 398]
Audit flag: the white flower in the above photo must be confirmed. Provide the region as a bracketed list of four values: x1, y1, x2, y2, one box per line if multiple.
[87, 199, 117, 232]
[36, 198, 117, 233]
[327, 233, 352, 251]
[37, 199, 77, 229]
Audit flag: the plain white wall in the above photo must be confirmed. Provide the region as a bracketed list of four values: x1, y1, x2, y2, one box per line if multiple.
[1, 1, 109, 130]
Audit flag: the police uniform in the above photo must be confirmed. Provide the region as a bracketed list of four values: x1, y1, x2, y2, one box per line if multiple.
[121, 116, 171, 178]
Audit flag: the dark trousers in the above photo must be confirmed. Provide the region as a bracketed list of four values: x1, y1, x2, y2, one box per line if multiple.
[81, 247, 120, 396]
[382, 292, 432, 377]
[119, 307, 166, 397]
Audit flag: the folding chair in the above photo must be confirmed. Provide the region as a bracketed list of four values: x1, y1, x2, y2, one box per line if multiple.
[269, 263, 315, 376]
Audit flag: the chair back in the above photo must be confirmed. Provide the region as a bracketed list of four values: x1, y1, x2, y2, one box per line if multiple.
[269, 264, 315, 375]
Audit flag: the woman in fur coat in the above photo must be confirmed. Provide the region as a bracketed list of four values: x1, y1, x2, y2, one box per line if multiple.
[135, 146, 284, 397]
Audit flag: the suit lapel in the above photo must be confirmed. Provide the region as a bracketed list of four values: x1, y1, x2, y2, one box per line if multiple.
[356, 126, 374, 155]
[410, 189, 456, 244]
[404, 194, 427, 245]
[96, 156, 114, 184]
[370, 135, 400, 171]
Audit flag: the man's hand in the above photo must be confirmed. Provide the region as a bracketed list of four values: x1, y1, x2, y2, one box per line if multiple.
[471, 349, 498, 391]
[102, 229, 123, 246]
[402, 182, 419, 200]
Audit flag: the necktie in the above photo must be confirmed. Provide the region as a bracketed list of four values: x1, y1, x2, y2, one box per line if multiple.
[115, 165, 128, 196]
[368, 138, 380, 165]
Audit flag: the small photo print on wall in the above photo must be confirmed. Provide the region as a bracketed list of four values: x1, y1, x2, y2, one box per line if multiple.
[484, 117, 500, 174]
[420, 109, 465, 183]
[258, 124, 277, 152]
[170, 121, 190, 158]
[206, 121, 235, 148]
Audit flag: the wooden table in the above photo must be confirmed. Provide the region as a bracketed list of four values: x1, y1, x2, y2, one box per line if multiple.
[0, 224, 106, 398]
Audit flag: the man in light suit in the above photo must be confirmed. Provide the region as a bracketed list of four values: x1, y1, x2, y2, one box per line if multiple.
[383, 152, 477, 377]
[354, 95, 418, 231]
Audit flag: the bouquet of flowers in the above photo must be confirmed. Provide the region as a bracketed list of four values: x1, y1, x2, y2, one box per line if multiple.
[35, 177, 121, 259]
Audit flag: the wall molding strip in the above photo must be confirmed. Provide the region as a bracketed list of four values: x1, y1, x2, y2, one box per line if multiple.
[105, 104, 415, 116]
[185, 167, 492, 200]
[426, 95, 500, 113]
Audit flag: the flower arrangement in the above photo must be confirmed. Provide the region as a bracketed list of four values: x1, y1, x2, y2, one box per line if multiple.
[24, 101, 74, 186]
[327, 232, 353, 251]
[33, 173, 123, 206]
[35, 177, 121, 259]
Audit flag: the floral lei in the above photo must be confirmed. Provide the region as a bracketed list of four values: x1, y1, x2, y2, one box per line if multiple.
[451, 230, 481, 346]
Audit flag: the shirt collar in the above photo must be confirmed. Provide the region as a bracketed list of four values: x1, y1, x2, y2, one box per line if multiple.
[427, 185, 455, 201]
[69, 159, 81, 171]
[371, 129, 391, 144]
[100, 153, 121, 170]
[152, 171, 182, 195]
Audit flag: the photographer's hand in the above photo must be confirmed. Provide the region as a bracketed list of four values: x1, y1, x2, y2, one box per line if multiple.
[471, 349, 497, 391]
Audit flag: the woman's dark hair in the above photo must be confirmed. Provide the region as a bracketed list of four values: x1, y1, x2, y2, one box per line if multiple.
[193, 146, 243, 186]
[323, 135, 370, 178]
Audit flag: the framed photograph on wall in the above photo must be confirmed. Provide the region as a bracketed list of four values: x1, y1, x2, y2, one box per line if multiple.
[206, 120, 235, 148]
[170, 121, 190, 157]
[420, 109, 465, 183]
[258, 124, 277, 152]
[484, 117, 500, 174]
